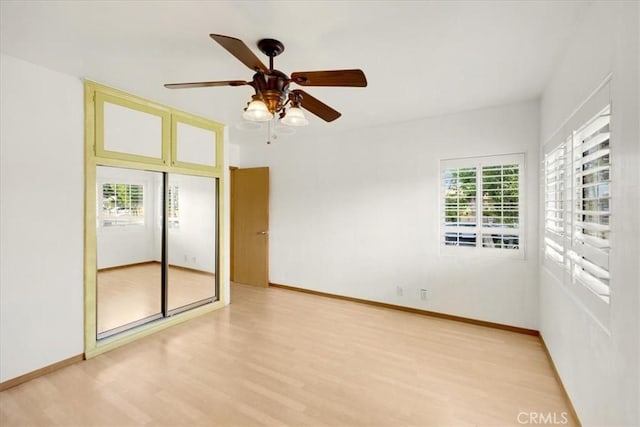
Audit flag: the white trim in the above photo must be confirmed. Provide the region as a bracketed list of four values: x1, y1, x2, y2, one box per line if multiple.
[440, 153, 524, 168]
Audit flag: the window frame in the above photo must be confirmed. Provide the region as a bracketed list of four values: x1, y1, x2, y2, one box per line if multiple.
[440, 153, 526, 259]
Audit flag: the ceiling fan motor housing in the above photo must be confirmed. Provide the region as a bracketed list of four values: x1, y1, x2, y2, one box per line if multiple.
[252, 70, 289, 114]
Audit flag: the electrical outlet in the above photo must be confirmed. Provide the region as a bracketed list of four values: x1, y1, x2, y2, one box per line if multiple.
[420, 289, 428, 301]
[396, 286, 403, 296]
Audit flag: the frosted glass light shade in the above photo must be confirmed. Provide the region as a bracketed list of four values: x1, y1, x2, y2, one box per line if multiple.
[243, 99, 273, 122]
[281, 107, 309, 127]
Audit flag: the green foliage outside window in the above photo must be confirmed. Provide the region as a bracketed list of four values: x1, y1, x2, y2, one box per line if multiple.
[443, 162, 520, 249]
[444, 167, 477, 225]
[482, 164, 519, 228]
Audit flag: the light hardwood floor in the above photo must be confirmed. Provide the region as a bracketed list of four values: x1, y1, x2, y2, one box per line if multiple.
[98, 263, 215, 333]
[1, 283, 576, 426]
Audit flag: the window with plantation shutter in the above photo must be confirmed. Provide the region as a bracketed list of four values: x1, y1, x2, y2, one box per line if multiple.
[568, 105, 611, 303]
[441, 154, 524, 256]
[168, 185, 180, 229]
[101, 183, 145, 227]
[542, 101, 611, 305]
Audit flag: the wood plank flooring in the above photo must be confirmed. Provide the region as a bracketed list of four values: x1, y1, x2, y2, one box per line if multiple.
[98, 264, 215, 333]
[1, 283, 576, 426]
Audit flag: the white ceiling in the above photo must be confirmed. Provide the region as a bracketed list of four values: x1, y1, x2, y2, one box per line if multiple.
[0, 0, 588, 144]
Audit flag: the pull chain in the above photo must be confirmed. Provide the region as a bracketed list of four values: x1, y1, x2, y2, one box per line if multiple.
[266, 117, 277, 144]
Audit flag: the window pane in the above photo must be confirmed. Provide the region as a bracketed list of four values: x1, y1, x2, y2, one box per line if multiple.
[482, 234, 519, 249]
[443, 167, 477, 226]
[482, 164, 519, 229]
[444, 232, 477, 247]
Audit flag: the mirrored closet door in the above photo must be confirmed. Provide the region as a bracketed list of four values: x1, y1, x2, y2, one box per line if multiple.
[96, 166, 164, 337]
[167, 173, 218, 312]
[96, 166, 218, 339]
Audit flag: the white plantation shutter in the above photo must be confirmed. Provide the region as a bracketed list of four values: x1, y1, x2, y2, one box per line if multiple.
[167, 185, 180, 228]
[541, 78, 612, 321]
[441, 154, 524, 255]
[568, 105, 611, 303]
[481, 164, 520, 249]
[442, 166, 478, 247]
[544, 142, 567, 265]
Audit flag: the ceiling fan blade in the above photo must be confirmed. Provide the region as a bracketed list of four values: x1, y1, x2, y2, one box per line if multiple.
[290, 69, 367, 87]
[209, 34, 269, 72]
[164, 80, 249, 89]
[292, 89, 341, 122]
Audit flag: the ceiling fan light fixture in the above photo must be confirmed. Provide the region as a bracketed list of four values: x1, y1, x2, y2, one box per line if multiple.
[281, 106, 309, 127]
[243, 98, 273, 122]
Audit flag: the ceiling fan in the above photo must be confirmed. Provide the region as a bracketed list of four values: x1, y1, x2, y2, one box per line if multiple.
[164, 34, 367, 126]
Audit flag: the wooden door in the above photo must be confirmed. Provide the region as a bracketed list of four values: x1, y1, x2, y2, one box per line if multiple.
[231, 167, 269, 287]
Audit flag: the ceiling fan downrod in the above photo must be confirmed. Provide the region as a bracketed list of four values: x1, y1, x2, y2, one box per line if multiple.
[257, 38, 285, 72]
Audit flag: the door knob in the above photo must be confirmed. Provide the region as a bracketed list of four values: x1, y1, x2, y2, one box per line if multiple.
[258, 231, 269, 235]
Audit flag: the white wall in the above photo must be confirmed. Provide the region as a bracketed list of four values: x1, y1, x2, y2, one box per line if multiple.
[228, 142, 241, 167]
[0, 54, 84, 382]
[240, 100, 540, 329]
[167, 173, 217, 274]
[539, 2, 639, 426]
[0, 53, 232, 383]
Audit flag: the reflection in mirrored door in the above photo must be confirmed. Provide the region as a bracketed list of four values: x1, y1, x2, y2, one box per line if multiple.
[167, 174, 218, 312]
[96, 166, 163, 337]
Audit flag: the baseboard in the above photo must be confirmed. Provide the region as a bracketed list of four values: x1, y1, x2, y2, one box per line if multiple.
[268, 282, 539, 336]
[539, 335, 582, 426]
[0, 354, 84, 392]
[167, 264, 215, 276]
[97, 261, 158, 272]
[98, 261, 214, 276]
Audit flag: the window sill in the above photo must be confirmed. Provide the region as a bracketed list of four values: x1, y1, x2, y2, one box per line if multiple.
[439, 244, 526, 260]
